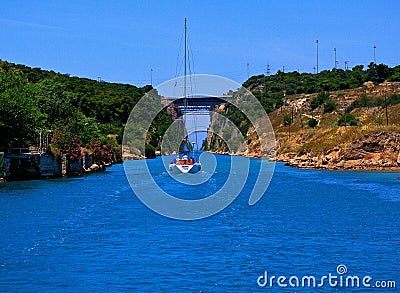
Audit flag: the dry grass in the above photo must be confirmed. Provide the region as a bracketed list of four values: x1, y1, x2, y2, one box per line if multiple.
[270, 95, 400, 156]
[294, 125, 400, 155]
[364, 153, 375, 160]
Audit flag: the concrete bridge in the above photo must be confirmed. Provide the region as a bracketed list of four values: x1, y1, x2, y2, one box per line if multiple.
[165, 95, 232, 113]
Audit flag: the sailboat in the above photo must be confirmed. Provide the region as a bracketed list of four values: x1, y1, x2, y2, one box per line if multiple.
[168, 18, 201, 174]
[169, 142, 201, 174]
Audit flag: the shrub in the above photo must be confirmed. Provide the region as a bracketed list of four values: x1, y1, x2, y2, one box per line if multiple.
[310, 91, 331, 110]
[310, 97, 320, 110]
[323, 98, 337, 113]
[376, 98, 385, 107]
[145, 143, 156, 158]
[338, 113, 358, 126]
[308, 118, 318, 128]
[91, 141, 116, 163]
[347, 93, 386, 111]
[349, 120, 358, 126]
[387, 94, 400, 106]
[283, 115, 292, 126]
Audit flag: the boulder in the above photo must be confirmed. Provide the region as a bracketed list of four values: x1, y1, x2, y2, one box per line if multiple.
[89, 164, 100, 171]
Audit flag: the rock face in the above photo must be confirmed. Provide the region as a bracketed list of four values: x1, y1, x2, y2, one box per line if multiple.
[204, 81, 400, 171]
[280, 131, 400, 170]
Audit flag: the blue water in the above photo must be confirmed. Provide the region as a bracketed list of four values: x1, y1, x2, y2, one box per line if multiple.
[0, 155, 399, 292]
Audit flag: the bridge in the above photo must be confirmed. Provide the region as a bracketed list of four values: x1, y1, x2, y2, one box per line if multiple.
[164, 95, 232, 114]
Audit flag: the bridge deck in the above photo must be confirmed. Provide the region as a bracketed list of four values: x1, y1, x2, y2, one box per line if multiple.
[165, 96, 232, 112]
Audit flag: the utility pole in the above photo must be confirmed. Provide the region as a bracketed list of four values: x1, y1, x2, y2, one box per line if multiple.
[247, 62, 250, 78]
[282, 65, 285, 73]
[334, 48, 337, 69]
[316, 39, 319, 74]
[373, 44, 377, 64]
[300, 108, 304, 128]
[150, 68, 153, 86]
[291, 106, 294, 123]
[344, 61, 349, 70]
[384, 94, 389, 125]
[266, 63, 270, 76]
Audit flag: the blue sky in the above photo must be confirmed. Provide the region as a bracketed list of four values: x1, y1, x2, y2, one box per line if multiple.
[1, 0, 399, 86]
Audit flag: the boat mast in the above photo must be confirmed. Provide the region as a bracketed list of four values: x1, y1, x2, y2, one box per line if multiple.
[183, 17, 189, 147]
[183, 18, 187, 131]
[184, 18, 187, 106]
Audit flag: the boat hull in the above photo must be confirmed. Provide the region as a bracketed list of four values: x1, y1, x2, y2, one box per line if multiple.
[169, 163, 201, 174]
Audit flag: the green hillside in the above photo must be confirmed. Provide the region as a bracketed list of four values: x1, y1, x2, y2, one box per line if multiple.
[218, 63, 400, 137]
[0, 59, 172, 159]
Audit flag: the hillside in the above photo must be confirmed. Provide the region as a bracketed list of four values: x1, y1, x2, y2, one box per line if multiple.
[205, 65, 400, 170]
[3, 58, 400, 170]
[0, 59, 173, 159]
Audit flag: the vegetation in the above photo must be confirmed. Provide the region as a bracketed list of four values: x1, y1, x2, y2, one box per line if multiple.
[338, 113, 358, 126]
[283, 115, 292, 126]
[246, 63, 400, 94]
[308, 118, 318, 128]
[0, 59, 172, 159]
[345, 93, 400, 113]
[387, 94, 400, 106]
[323, 97, 337, 113]
[244, 62, 400, 114]
[3, 57, 400, 163]
[296, 125, 400, 156]
[346, 93, 384, 112]
[145, 143, 156, 158]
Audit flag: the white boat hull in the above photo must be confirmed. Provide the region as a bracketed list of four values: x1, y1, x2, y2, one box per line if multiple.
[169, 163, 201, 174]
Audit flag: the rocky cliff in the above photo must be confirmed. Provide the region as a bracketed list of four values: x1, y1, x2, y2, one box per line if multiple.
[204, 81, 400, 170]
[279, 131, 400, 170]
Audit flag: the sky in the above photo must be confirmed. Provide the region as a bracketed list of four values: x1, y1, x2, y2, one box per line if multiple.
[1, 0, 400, 87]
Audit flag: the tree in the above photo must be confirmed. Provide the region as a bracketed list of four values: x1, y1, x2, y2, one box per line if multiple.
[145, 143, 156, 158]
[338, 113, 358, 126]
[323, 97, 337, 113]
[310, 97, 320, 110]
[308, 118, 318, 128]
[283, 115, 292, 126]
[0, 69, 44, 149]
[366, 62, 392, 84]
[283, 115, 292, 138]
[0, 90, 44, 148]
[387, 94, 400, 106]
[30, 79, 79, 126]
[310, 92, 331, 111]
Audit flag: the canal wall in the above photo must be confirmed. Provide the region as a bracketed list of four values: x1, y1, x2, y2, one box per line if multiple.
[2, 152, 103, 180]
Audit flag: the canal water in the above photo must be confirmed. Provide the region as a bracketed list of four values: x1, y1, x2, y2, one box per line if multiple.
[0, 155, 399, 291]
